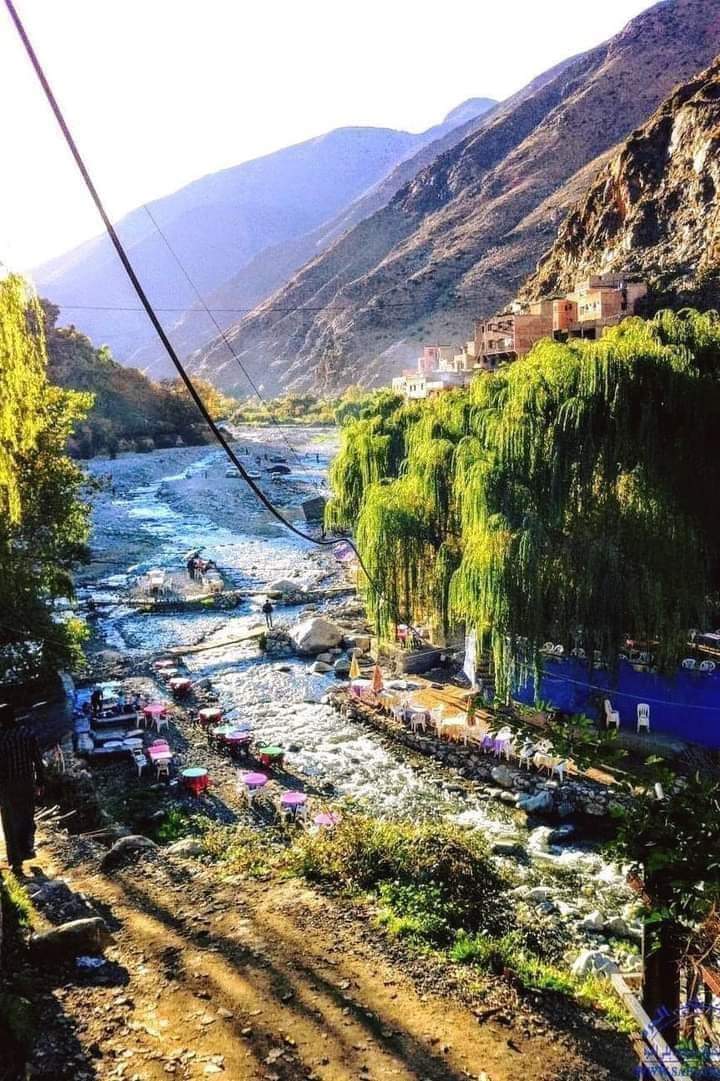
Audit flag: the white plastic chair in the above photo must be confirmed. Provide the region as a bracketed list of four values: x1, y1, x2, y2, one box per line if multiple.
[132, 751, 146, 777]
[153, 713, 169, 735]
[541, 642, 554, 653]
[604, 699, 620, 730]
[636, 703, 650, 733]
[517, 741, 536, 769]
[155, 758, 171, 781]
[699, 660, 716, 673]
[682, 658, 697, 670]
[552, 644, 565, 655]
[551, 758, 571, 782]
[429, 706, 444, 735]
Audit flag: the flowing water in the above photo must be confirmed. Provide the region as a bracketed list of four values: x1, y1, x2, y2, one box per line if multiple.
[79, 430, 633, 925]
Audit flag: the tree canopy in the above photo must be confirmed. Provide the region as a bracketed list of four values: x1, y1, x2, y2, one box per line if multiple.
[326, 310, 720, 698]
[0, 276, 92, 681]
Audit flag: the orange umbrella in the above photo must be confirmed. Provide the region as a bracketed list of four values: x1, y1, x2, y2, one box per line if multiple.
[371, 664, 384, 694]
[349, 654, 361, 680]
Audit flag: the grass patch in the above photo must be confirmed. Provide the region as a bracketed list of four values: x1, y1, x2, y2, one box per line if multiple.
[202, 824, 280, 877]
[288, 815, 512, 937]
[1, 873, 33, 930]
[450, 931, 635, 1032]
[152, 807, 211, 845]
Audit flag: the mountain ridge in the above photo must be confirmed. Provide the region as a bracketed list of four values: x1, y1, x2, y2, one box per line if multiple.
[194, 0, 720, 394]
[33, 104, 497, 371]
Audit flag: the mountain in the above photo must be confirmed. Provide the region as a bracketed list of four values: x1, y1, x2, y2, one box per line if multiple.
[33, 104, 496, 372]
[194, 0, 720, 394]
[522, 56, 720, 309]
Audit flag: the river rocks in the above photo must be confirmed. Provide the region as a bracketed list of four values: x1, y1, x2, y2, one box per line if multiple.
[290, 617, 344, 655]
[342, 633, 371, 652]
[100, 834, 158, 872]
[30, 917, 113, 962]
[578, 910, 605, 932]
[526, 886, 555, 903]
[491, 841, 529, 861]
[268, 578, 305, 597]
[570, 949, 619, 977]
[333, 655, 351, 677]
[490, 765, 515, 788]
[604, 915, 642, 940]
[312, 660, 333, 674]
[516, 789, 554, 813]
[166, 838, 204, 858]
[315, 653, 333, 664]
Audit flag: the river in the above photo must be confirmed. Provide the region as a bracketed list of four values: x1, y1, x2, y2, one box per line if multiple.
[76, 427, 638, 966]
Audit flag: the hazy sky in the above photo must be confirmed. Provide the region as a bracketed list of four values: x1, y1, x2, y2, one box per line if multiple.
[0, 0, 653, 268]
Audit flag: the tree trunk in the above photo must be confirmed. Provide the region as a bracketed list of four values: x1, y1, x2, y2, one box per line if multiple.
[642, 919, 682, 1047]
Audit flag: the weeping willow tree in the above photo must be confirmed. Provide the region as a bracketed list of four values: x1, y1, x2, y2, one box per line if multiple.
[0, 274, 92, 681]
[327, 310, 720, 698]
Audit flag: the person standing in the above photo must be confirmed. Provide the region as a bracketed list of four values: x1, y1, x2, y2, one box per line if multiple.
[0, 705, 45, 875]
[90, 687, 103, 716]
[262, 598, 274, 628]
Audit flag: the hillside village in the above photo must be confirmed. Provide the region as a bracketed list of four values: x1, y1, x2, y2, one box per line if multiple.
[392, 272, 648, 399]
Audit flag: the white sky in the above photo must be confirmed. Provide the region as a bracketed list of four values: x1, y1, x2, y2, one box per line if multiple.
[0, 0, 653, 269]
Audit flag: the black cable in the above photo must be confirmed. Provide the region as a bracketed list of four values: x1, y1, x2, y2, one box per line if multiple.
[4, 0, 371, 579]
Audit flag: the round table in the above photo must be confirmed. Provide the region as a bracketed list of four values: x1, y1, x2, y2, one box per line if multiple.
[210, 723, 236, 741]
[257, 745, 284, 769]
[143, 703, 166, 719]
[314, 812, 341, 828]
[281, 791, 307, 809]
[224, 731, 252, 758]
[240, 771, 267, 790]
[169, 677, 191, 694]
[198, 707, 222, 726]
[182, 767, 209, 795]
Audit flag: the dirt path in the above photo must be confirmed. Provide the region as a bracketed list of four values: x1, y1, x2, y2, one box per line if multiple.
[12, 832, 634, 1081]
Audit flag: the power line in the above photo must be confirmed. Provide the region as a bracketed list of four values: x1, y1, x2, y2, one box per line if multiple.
[4, 0, 371, 581]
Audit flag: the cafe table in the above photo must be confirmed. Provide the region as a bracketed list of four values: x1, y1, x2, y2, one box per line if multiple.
[197, 706, 223, 727]
[280, 791, 308, 818]
[257, 745, 285, 769]
[182, 767, 209, 796]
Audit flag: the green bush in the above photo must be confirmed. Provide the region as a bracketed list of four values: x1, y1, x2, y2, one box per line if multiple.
[376, 881, 453, 943]
[202, 824, 279, 877]
[288, 815, 512, 935]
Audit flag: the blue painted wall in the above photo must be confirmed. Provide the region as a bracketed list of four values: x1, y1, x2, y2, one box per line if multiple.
[512, 657, 720, 747]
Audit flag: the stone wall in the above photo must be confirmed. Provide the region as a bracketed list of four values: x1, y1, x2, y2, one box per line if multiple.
[329, 689, 627, 822]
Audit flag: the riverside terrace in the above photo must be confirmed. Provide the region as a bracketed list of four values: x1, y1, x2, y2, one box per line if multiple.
[328, 679, 626, 822]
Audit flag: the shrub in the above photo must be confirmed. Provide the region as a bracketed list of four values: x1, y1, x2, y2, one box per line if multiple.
[376, 881, 453, 943]
[288, 815, 512, 935]
[202, 824, 279, 877]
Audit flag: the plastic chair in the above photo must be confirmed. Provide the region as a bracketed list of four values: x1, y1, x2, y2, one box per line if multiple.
[517, 741, 536, 769]
[604, 699, 620, 730]
[153, 714, 169, 735]
[699, 660, 716, 673]
[155, 759, 171, 781]
[429, 706, 444, 734]
[552, 644, 565, 655]
[637, 703, 650, 733]
[132, 751, 146, 777]
[541, 642, 554, 653]
[682, 658, 697, 670]
[551, 758, 571, 782]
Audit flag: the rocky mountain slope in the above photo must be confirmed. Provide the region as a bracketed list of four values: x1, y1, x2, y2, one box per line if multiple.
[34, 104, 495, 372]
[194, 0, 720, 393]
[523, 55, 720, 309]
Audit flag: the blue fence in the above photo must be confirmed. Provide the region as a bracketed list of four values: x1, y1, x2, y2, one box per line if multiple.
[512, 657, 720, 748]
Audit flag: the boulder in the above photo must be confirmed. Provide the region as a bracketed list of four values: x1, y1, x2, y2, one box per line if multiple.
[342, 634, 371, 652]
[166, 838, 204, 858]
[526, 886, 554, 903]
[578, 910, 605, 932]
[604, 915, 642, 940]
[333, 656, 351, 676]
[490, 765, 515, 789]
[315, 653, 333, 664]
[290, 617, 344, 655]
[269, 578, 306, 596]
[570, 949, 619, 977]
[490, 842, 529, 862]
[100, 834, 157, 872]
[30, 917, 113, 961]
[312, 661, 333, 674]
[517, 790, 554, 813]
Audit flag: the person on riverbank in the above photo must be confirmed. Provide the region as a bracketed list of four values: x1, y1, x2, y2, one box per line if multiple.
[187, 557, 196, 581]
[0, 704, 45, 875]
[262, 598, 274, 628]
[90, 687, 103, 716]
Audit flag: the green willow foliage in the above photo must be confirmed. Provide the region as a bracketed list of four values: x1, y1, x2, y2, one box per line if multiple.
[0, 275, 92, 680]
[327, 310, 720, 699]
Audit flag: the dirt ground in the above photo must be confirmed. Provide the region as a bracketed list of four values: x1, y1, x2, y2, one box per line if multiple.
[0, 825, 637, 1081]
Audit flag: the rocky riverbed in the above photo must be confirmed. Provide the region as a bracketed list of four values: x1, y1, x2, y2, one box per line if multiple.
[73, 428, 639, 979]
